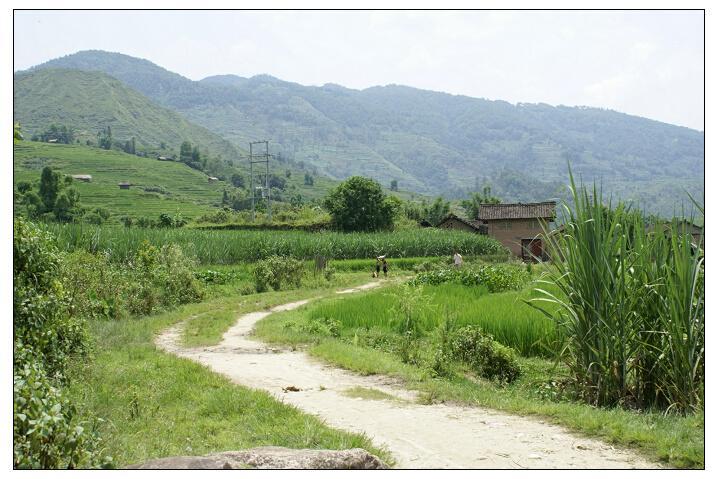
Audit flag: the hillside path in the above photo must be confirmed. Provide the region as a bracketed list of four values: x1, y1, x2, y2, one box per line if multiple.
[155, 282, 659, 469]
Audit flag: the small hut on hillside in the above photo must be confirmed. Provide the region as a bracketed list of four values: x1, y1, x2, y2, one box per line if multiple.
[71, 174, 92, 183]
[118, 182, 132, 190]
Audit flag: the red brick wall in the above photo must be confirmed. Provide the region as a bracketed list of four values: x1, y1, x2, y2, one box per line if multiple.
[485, 219, 545, 257]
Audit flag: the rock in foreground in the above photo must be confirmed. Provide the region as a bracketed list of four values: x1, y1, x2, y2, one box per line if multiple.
[128, 446, 388, 469]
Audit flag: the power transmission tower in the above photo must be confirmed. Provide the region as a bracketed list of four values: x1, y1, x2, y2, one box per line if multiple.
[249, 140, 272, 222]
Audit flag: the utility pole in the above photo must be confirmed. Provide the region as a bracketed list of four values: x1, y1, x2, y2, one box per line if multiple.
[249, 140, 271, 222]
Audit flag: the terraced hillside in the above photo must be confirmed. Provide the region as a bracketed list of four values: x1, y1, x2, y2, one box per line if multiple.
[29, 50, 704, 217]
[14, 141, 228, 219]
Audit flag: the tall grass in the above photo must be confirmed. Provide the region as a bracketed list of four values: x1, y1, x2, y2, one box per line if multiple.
[309, 284, 559, 357]
[45, 223, 504, 264]
[533, 173, 704, 412]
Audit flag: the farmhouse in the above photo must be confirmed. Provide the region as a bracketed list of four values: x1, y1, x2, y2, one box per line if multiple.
[208, 176, 219, 183]
[71, 174, 92, 183]
[118, 182, 132, 189]
[436, 214, 488, 234]
[647, 219, 704, 246]
[478, 202, 556, 261]
[157, 156, 174, 161]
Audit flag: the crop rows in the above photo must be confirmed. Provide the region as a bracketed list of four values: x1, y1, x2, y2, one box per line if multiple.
[47, 223, 505, 264]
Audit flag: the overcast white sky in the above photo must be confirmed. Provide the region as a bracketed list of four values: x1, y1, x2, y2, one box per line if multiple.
[13, 10, 704, 130]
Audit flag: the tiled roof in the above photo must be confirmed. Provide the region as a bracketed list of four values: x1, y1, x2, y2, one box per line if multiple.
[478, 202, 556, 220]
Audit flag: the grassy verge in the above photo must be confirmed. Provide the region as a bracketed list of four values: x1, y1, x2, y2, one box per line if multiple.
[184, 271, 371, 347]
[253, 290, 704, 469]
[64, 281, 394, 467]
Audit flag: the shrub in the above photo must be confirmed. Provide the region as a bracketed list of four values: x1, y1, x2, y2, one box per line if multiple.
[302, 317, 341, 338]
[323, 266, 336, 281]
[449, 326, 521, 383]
[14, 218, 88, 376]
[410, 264, 529, 292]
[253, 255, 305, 292]
[13, 346, 111, 469]
[194, 269, 238, 284]
[13, 218, 108, 468]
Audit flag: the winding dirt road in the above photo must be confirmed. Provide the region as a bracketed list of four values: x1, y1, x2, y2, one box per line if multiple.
[156, 282, 659, 469]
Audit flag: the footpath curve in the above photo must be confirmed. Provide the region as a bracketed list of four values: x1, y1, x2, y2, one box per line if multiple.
[156, 282, 659, 469]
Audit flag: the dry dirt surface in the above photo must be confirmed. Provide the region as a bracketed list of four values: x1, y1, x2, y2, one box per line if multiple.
[156, 282, 660, 469]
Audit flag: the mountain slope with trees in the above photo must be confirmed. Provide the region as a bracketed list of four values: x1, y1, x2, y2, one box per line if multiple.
[27, 50, 704, 216]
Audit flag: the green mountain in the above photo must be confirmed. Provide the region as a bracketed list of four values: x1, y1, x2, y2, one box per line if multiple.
[29, 50, 704, 216]
[13, 68, 241, 162]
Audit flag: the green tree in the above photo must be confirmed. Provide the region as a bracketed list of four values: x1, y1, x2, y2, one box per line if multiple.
[425, 197, 451, 226]
[324, 176, 397, 232]
[390, 179, 398, 191]
[191, 145, 201, 163]
[461, 185, 501, 219]
[14, 122, 24, 142]
[97, 126, 112, 150]
[231, 173, 245, 188]
[179, 141, 193, 164]
[39, 166, 60, 213]
[304, 173, 314, 186]
[53, 187, 81, 222]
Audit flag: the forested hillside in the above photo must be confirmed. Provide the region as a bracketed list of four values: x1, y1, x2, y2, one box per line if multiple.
[27, 50, 705, 216]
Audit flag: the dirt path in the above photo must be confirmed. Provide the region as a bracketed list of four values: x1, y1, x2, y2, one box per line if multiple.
[156, 282, 659, 469]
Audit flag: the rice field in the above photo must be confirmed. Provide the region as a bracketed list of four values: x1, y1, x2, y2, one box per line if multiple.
[308, 283, 561, 357]
[46, 223, 505, 264]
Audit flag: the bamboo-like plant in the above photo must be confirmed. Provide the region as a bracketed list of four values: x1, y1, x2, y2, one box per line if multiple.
[531, 170, 704, 412]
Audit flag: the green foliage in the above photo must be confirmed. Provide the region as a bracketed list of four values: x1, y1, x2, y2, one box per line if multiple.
[49, 223, 504, 264]
[97, 126, 112, 150]
[460, 186, 501, 219]
[60, 241, 204, 320]
[253, 255, 305, 292]
[14, 218, 88, 376]
[410, 264, 529, 292]
[13, 347, 111, 469]
[424, 197, 451, 226]
[35, 124, 75, 144]
[15, 121, 24, 142]
[533, 173, 704, 411]
[449, 326, 521, 383]
[324, 176, 398, 232]
[39, 166, 60, 212]
[13, 218, 108, 468]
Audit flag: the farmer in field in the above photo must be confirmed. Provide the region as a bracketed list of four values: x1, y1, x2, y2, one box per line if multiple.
[374, 257, 382, 278]
[453, 251, 463, 269]
[382, 257, 388, 277]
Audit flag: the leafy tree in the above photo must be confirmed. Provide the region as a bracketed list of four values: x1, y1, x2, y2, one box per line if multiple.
[290, 193, 304, 208]
[390, 179, 398, 191]
[40, 124, 75, 144]
[53, 187, 81, 222]
[14, 122, 24, 142]
[231, 173, 245, 188]
[304, 173, 314, 186]
[269, 174, 287, 190]
[123, 137, 136, 154]
[285, 169, 292, 178]
[425, 197, 451, 226]
[324, 176, 397, 232]
[16, 181, 32, 194]
[97, 126, 112, 150]
[191, 145, 201, 163]
[179, 141, 193, 164]
[461, 186, 501, 219]
[39, 166, 60, 213]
